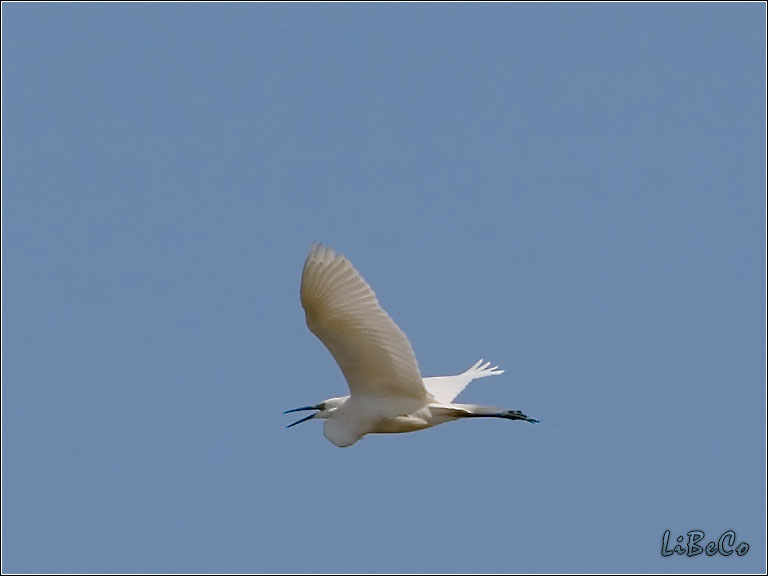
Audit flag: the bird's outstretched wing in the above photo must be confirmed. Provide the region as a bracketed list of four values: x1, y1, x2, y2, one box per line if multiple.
[422, 359, 504, 403]
[300, 244, 428, 400]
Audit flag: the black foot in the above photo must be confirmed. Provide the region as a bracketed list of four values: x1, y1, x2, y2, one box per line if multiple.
[502, 410, 539, 424]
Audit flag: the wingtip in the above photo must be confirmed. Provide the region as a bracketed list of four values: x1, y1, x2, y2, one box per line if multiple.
[466, 359, 505, 376]
[308, 242, 341, 264]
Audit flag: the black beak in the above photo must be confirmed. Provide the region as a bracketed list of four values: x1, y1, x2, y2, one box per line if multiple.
[284, 405, 321, 428]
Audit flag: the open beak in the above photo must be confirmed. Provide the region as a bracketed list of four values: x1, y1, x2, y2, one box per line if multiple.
[284, 405, 320, 428]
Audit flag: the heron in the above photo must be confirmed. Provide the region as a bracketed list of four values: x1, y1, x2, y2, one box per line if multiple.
[285, 243, 539, 447]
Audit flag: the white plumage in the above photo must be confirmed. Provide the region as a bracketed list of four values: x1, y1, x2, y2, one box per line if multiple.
[300, 243, 426, 400]
[423, 359, 505, 404]
[286, 243, 538, 447]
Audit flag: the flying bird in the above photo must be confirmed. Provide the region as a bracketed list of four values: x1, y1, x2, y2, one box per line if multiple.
[285, 243, 539, 447]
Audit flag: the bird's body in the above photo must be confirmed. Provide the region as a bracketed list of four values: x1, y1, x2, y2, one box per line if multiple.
[286, 244, 538, 447]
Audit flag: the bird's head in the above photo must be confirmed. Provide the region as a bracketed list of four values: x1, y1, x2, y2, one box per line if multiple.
[284, 396, 347, 428]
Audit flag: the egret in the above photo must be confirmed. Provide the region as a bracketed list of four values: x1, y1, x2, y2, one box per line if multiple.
[285, 243, 539, 447]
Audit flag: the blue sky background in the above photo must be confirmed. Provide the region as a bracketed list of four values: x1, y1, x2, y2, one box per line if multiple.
[2, 3, 765, 574]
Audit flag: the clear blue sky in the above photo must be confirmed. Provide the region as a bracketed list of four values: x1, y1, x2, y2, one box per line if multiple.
[2, 3, 765, 573]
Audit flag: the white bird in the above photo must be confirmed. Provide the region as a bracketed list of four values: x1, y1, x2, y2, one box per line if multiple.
[285, 243, 539, 447]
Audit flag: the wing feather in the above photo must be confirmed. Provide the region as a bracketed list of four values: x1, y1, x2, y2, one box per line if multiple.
[422, 359, 504, 403]
[300, 244, 428, 400]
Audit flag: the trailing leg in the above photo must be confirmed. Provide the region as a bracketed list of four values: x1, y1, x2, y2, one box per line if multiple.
[430, 403, 540, 425]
